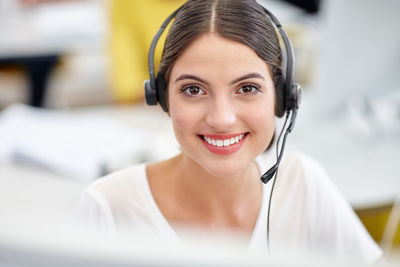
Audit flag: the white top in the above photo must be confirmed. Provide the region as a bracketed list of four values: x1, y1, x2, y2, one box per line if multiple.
[77, 152, 382, 263]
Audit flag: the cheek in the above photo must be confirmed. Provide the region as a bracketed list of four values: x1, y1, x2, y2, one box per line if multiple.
[169, 97, 199, 142]
[171, 113, 189, 142]
[252, 108, 275, 135]
[244, 98, 276, 147]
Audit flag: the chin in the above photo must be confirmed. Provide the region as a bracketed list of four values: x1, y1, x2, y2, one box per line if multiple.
[199, 158, 252, 179]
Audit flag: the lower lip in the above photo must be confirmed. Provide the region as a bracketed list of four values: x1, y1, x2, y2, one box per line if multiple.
[200, 134, 248, 155]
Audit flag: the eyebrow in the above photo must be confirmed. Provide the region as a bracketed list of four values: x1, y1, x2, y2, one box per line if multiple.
[174, 74, 210, 86]
[173, 72, 265, 85]
[229, 72, 266, 85]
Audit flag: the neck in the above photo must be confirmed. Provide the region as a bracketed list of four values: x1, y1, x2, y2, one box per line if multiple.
[172, 153, 262, 216]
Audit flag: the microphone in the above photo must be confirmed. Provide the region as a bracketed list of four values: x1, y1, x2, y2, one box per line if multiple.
[260, 109, 297, 184]
[260, 164, 279, 184]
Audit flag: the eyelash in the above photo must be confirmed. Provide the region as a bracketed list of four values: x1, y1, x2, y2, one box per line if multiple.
[236, 83, 263, 95]
[179, 84, 205, 97]
[178, 83, 262, 97]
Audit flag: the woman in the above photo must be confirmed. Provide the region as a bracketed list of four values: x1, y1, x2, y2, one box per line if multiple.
[78, 0, 382, 262]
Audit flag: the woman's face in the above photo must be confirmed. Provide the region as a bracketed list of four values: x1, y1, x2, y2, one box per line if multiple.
[168, 33, 276, 178]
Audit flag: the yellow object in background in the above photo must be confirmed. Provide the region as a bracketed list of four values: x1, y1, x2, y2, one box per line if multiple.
[356, 203, 400, 254]
[110, 0, 185, 104]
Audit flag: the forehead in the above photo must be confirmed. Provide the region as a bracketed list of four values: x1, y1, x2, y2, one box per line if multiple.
[169, 33, 272, 83]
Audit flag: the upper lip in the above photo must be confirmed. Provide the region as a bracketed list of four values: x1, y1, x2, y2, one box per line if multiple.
[200, 133, 248, 140]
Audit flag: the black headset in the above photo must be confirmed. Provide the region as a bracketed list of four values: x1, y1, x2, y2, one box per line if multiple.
[144, 1, 301, 184]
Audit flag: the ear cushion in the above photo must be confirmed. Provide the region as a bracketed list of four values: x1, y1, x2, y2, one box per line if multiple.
[144, 79, 157, 105]
[156, 73, 168, 112]
[273, 72, 286, 117]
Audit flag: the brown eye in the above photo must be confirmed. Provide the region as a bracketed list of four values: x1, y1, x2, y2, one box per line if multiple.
[237, 84, 260, 94]
[183, 85, 205, 96]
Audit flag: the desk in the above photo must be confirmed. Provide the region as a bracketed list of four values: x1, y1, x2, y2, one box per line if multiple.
[289, 99, 400, 210]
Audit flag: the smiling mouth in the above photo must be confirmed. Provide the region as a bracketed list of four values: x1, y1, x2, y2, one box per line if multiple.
[200, 133, 248, 147]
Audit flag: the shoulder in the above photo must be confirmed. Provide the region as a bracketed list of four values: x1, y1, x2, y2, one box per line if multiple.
[256, 151, 332, 199]
[258, 150, 328, 181]
[265, 151, 335, 214]
[280, 151, 328, 180]
[275, 151, 333, 194]
[80, 163, 150, 218]
[77, 163, 158, 230]
[275, 151, 349, 216]
[271, 152, 382, 262]
[88, 163, 148, 194]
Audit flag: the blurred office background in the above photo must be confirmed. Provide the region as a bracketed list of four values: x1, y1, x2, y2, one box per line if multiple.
[0, 0, 399, 265]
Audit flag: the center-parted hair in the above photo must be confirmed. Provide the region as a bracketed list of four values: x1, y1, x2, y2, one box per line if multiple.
[158, 0, 285, 117]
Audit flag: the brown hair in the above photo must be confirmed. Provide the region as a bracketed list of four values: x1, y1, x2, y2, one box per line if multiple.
[158, 0, 285, 116]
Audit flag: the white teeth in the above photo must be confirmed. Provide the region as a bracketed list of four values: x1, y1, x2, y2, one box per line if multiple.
[203, 134, 246, 147]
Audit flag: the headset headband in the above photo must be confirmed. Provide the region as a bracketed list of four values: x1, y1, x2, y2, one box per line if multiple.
[144, 2, 300, 113]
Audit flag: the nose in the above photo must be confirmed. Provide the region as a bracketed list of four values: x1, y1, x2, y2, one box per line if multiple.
[205, 96, 237, 132]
